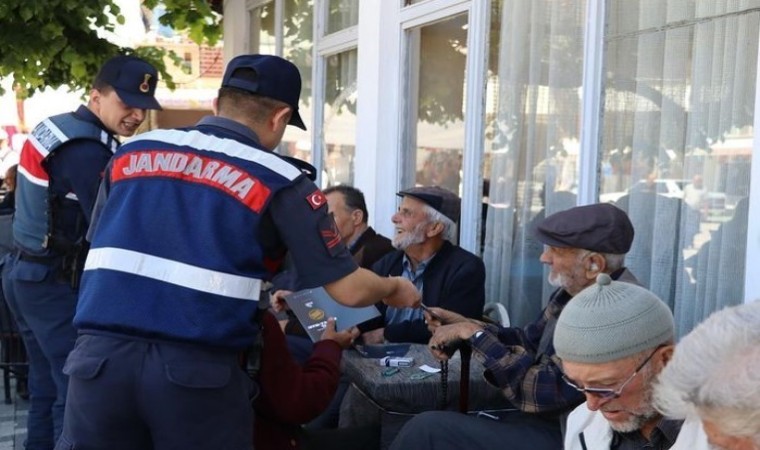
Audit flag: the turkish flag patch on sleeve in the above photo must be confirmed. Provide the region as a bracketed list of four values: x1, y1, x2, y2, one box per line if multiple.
[306, 189, 327, 210]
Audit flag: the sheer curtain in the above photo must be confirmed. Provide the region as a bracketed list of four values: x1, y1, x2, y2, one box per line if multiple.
[322, 49, 358, 187]
[601, 0, 758, 336]
[483, 0, 586, 326]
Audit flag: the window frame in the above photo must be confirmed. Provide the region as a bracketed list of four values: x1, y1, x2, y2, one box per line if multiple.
[238, 0, 759, 301]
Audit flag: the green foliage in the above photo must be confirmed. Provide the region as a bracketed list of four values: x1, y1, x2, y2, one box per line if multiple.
[0, 0, 221, 96]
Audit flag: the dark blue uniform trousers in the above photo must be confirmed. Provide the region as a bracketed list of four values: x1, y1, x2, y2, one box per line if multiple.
[2, 255, 78, 450]
[56, 333, 255, 450]
[389, 410, 563, 450]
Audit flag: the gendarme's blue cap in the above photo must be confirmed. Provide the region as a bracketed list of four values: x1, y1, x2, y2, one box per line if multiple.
[222, 54, 306, 130]
[96, 55, 161, 110]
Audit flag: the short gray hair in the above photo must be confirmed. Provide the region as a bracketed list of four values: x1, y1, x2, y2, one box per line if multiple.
[601, 253, 625, 272]
[654, 301, 760, 443]
[422, 204, 458, 244]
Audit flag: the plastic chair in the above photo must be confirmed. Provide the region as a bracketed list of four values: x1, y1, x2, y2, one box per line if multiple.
[483, 303, 510, 327]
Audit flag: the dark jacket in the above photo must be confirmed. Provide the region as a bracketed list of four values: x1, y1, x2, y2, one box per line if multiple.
[349, 226, 394, 269]
[364, 240, 486, 343]
[254, 312, 342, 450]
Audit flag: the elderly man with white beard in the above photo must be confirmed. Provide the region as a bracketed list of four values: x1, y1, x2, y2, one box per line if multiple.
[389, 203, 640, 450]
[358, 186, 486, 344]
[556, 274, 708, 449]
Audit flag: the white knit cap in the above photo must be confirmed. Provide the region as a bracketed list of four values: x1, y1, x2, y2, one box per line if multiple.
[554, 274, 675, 363]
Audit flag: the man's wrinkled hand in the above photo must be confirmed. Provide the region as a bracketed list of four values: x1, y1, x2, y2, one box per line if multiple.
[428, 322, 482, 360]
[423, 307, 466, 334]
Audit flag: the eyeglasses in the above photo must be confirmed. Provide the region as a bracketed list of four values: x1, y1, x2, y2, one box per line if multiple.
[562, 347, 661, 400]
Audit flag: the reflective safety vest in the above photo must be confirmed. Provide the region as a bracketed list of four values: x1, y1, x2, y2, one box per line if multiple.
[75, 128, 304, 350]
[14, 112, 117, 255]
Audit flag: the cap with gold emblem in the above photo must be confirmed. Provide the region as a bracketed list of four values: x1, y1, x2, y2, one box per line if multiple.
[94, 55, 162, 110]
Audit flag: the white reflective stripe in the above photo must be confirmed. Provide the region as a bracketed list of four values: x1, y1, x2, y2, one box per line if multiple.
[85, 247, 262, 301]
[41, 118, 69, 148]
[28, 131, 53, 159]
[64, 192, 79, 201]
[133, 129, 302, 181]
[18, 166, 49, 187]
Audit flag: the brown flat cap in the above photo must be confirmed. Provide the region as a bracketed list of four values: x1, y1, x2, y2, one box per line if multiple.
[532, 203, 634, 253]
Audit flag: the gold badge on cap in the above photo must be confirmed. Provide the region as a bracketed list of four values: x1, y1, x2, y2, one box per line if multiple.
[139, 74, 152, 93]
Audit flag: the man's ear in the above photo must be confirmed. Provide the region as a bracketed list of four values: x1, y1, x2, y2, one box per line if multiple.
[584, 253, 606, 280]
[653, 345, 674, 371]
[271, 107, 292, 131]
[426, 221, 444, 238]
[89, 89, 102, 112]
[212, 97, 219, 116]
[351, 209, 364, 226]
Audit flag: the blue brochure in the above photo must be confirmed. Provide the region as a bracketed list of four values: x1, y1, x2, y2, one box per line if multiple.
[285, 287, 381, 343]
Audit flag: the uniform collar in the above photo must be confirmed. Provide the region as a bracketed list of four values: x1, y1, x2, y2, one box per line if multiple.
[196, 116, 263, 147]
[76, 105, 117, 141]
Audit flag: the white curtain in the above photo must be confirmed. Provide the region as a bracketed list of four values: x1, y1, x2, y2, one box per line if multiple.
[483, 0, 586, 326]
[601, 0, 758, 336]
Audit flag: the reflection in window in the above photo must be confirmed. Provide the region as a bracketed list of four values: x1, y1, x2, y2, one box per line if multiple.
[322, 50, 358, 187]
[601, 0, 756, 334]
[404, 14, 468, 197]
[249, 3, 275, 55]
[482, 0, 585, 326]
[280, 0, 315, 161]
[326, 0, 359, 34]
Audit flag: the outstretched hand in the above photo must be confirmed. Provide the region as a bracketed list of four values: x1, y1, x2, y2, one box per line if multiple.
[383, 277, 421, 308]
[423, 306, 466, 333]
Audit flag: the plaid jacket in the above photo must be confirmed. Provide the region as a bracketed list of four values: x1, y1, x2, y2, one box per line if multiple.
[472, 268, 638, 414]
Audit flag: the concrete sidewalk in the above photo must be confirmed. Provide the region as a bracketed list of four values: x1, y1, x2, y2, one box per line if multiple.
[0, 377, 28, 450]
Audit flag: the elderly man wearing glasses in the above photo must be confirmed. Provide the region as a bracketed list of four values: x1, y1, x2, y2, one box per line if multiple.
[555, 274, 708, 449]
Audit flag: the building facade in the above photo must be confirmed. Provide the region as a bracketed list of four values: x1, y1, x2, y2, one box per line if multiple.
[223, 0, 760, 335]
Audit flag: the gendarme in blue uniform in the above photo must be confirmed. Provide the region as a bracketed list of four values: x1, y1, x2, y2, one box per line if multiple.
[2, 55, 161, 450]
[75, 117, 356, 348]
[59, 115, 358, 450]
[2, 107, 117, 450]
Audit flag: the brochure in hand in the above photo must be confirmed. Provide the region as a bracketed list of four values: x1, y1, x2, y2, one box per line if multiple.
[285, 287, 381, 343]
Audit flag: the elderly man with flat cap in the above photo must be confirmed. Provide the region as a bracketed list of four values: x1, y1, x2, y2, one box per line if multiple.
[391, 203, 639, 450]
[359, 185, 486, 344]
[557, 274, 708, 449]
